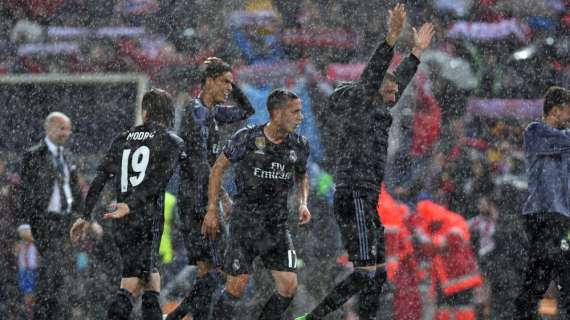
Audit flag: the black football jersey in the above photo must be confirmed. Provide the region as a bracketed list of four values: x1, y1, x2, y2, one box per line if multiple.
[178, 97, 254, 215]
[223, 124, 309, 221]
[83, 123, 186, 220]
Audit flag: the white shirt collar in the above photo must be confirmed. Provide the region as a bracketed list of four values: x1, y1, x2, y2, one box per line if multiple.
[44, 137, 61, 156]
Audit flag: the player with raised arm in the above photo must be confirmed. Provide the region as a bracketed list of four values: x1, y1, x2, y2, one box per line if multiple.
[296, 4, 435, 319]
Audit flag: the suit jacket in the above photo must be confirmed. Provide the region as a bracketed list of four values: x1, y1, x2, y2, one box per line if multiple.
[18, 140, 83, 230]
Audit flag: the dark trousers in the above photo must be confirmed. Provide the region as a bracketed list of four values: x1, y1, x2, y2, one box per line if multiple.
[514, 213, 570, 319]
[32, 214, 74, 320]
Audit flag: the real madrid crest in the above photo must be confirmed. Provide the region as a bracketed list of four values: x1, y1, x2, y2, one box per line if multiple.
[289, 150, 297, 163]
[255, 136, 266, 150]
[233, 259, 241, 271]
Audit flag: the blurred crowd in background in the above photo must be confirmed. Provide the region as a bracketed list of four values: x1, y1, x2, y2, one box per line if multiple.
[0, 0, 569, 319]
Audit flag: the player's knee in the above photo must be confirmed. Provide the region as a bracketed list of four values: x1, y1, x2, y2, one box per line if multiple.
[276, 275, 298, 298]
[143, 273, 161, 292]
[225, 275, 248, 298]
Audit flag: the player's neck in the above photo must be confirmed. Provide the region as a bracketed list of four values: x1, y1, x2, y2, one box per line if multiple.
[264, 122, 288, 144]
[199, 91, 216, 109]
[545, 116, 563, 129]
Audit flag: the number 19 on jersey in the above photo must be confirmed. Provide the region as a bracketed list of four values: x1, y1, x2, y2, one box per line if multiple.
[121, 146, 150, 192]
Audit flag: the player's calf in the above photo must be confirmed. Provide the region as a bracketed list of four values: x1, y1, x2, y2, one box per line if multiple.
[356, 268, 387, 320]
[258, 271, 298, 319]
[142, 290, 162, 320]
[294, 268, 380, 320]
[108, 288, 135, 320]
[165, 269, 223, 320]
[210, 274, 249, 320]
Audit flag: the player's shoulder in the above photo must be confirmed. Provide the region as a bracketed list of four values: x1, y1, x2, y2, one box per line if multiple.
[331, 81, 359, 100]
[231, 124, 259, 139]
[163, 129, 185, 146]
[108, 130, 131, 146]
[288, 132, 309, 150]
[188, 98, 208, 121]
[525, 121, 544, 132]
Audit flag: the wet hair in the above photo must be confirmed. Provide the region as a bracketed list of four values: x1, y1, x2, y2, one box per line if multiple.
[142, 88, 174, 127]
[44, 111, 70, 129]
[200, 57, 232, 86]
[544, 86, 570, 116]
[382, 71, 398, 86]
[266, 88, 299, 116]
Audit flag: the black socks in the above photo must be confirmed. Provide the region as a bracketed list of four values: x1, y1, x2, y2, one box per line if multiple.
[107, 289, 134, 320]
[142, 290, 162, 320]
[258, 292, 294, 320]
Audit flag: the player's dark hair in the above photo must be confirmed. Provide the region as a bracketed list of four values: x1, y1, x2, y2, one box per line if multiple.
[382, 71, 398, 85]
[266, 88, 299, 116]
[142, 88, 174, 127]
[200, 57, 232, 86]
[544, 86, 570, 116]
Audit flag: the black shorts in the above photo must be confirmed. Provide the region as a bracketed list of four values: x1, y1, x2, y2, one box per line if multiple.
[223, 211, 296, 276]
[179, 198, 225, 266]
[113, 213, 163, 279]
[334, 188, 385, 267]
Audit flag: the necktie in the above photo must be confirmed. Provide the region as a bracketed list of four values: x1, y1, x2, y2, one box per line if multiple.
[55, 147, 70, 213]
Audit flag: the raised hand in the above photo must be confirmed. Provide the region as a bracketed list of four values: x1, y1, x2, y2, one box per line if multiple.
[386, 3, 407, 46]
[412, 23, 435, 58]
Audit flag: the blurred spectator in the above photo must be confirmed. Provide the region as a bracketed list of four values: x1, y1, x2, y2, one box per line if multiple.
[469, 197, 498, 320]
[0, 157, 20, 319]
[230, 10, 285, 64]
[16, 224, 38, 319]
[10, 19, 43, 44]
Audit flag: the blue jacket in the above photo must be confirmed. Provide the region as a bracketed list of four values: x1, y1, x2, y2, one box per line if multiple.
[523, 121, 570, 217]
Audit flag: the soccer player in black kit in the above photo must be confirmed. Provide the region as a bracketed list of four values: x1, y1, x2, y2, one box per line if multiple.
[296, 4, 435, 320]
[166, 57, 255, 320]
[70, 88, 186, 320]
[202, 89, 311, 320]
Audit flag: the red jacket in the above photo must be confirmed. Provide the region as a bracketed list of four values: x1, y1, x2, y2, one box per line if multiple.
[378, 187, 422, 320]
[377, 186, 414, 281]
[416, 200, 483, 296]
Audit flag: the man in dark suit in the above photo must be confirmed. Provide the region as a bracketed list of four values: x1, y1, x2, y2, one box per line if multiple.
[18, 111, 84, 319]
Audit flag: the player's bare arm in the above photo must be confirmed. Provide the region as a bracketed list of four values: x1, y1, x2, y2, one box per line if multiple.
[296, 172, 311, 225]
[203, 153, 232, 239]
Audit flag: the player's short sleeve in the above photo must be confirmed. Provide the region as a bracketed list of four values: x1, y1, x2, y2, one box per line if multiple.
[223, 128, 251, 162]
[168, 131, 188, 162]
[295, 137, 310, 174]
[98, 133, 125, 176]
